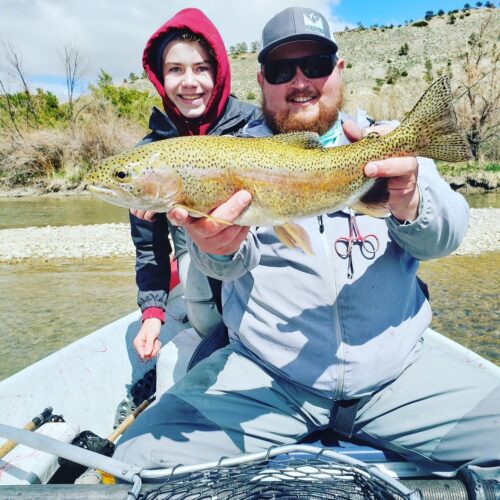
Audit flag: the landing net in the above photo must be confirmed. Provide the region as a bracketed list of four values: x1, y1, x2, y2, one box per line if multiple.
[139, 447, 417, 499]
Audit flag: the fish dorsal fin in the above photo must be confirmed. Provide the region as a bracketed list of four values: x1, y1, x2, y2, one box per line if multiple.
[361, 131, 381, 140]
[271, 132, 323, 149]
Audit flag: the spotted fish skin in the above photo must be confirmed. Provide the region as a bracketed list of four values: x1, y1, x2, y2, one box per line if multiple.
[85, 76, 471, 227]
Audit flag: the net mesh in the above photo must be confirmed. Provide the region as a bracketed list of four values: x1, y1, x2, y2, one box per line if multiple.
[140, 451, 414, 499]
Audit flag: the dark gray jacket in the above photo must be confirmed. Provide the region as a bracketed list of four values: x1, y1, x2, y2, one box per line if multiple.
[131, 97, 262, 313]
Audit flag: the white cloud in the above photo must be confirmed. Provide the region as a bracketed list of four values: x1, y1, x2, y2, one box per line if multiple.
[0, 0, 347, 97]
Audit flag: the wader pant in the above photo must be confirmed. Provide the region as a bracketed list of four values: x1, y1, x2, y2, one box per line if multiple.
[114, 330, 500, 477]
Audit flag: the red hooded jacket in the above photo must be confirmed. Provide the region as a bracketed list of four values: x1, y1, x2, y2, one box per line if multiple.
[142, 8, 232, 136]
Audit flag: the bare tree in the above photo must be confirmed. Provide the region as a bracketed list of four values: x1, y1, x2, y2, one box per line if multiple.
[0, 78, 24, 141]
[59, 40, 87, 124]
[454, 12, 499, 160]
[2, 42, 39, 128]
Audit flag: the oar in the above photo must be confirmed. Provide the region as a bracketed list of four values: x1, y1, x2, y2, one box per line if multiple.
[106, 396, 154, 443]
[75, 396, 155, 484]
[0, 406, 53, 459]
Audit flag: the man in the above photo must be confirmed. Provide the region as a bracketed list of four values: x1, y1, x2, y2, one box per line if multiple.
[114, 7, 499, 476]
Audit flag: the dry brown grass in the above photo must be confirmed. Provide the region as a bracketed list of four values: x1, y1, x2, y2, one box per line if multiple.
[0, 106, 143, 188]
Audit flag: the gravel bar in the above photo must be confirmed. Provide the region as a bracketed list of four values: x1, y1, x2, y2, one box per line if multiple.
[0, 209, 498, 262]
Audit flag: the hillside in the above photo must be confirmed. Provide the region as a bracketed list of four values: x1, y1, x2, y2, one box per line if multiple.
[228, 7, 498, 120]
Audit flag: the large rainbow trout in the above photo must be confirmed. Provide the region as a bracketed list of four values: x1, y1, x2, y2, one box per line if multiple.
[86, 77, 471, 254]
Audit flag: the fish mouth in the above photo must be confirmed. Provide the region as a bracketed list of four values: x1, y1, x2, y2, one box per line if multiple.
[86, 183, 177, 212]
[86, 184, 132, 209]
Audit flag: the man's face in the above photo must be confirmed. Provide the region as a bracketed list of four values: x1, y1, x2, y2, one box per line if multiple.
[257, 41, 345, 135]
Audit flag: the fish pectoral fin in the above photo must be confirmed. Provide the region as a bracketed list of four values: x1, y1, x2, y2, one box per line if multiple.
[271, 132, 323, 149]
[274, 223, 314, 255]
[175, 204, 233, 226]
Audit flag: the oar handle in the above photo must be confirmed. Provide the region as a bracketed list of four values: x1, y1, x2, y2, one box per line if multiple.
[0, 406, 53, 459]
[106, 398, 153, 443]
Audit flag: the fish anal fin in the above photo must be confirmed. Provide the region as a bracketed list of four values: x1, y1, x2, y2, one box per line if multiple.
[352, 178, 390, 218]
[274, 223, 314, 255]
[175, 204, 233, 226]
[351, 201, 390, 218]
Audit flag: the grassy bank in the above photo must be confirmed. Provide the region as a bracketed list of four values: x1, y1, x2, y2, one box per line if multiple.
[0, 70, 158, 193]
[436, 162, 499, 192]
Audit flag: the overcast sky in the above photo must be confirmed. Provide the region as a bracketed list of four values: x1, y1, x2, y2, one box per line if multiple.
[0, 0, 479, 99]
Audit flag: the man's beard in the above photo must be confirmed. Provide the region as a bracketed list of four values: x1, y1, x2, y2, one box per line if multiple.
[262, 84, 345, 135]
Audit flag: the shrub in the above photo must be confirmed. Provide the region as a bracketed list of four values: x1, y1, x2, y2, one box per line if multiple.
[424, 58, 433, 84]
[346, 63, 352, 68]
[398, 43, 409, 56]
[385, 66, 401, 85]
[412, 21, 429, 27]
[246, 91, 256, 100]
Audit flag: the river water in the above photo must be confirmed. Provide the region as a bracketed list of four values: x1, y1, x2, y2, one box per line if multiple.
[0, 194, 498, 381]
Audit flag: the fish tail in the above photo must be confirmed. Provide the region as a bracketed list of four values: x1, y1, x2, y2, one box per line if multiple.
[400, 76, 472, 162]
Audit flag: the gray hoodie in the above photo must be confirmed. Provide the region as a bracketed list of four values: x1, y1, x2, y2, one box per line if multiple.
[187, 116, 469, 399]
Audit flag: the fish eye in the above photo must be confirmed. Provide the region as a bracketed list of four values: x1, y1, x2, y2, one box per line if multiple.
[113, 168, 130, 183]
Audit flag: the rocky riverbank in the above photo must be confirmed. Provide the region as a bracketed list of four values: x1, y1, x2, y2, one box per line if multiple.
[0, 208, 498, 262]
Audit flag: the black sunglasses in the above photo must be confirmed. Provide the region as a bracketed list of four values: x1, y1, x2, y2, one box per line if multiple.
[263, 53, 337, 85]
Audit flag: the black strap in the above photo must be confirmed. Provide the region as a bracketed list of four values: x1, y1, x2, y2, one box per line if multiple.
[417, 276, 430, 300]
[329, 399, 360, 438]
[187, 323, 229, 371]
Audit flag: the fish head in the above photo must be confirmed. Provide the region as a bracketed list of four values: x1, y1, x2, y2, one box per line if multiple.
[84, 147, 183, 212]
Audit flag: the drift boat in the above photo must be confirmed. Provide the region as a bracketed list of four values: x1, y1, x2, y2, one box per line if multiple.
[0, 269, 499, 499]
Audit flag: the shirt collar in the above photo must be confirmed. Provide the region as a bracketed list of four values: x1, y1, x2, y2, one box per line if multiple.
[319, 113, 343, 147]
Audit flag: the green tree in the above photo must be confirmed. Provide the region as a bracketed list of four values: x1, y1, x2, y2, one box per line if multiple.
[398, 43, 409, 56]
[97, 69, 113, 88]
[235, 42, 248, 54]
[424, 59, 433, 84]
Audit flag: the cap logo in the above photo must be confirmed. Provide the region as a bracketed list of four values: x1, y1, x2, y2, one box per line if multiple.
[303, 12, 327, 36]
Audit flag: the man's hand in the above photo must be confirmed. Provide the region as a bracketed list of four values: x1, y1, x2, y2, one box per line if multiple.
[130, 209, 157, 222]
[364, 157, 419, 222]
[168, 190, 252, 255]
[343, 120, 420, 223]
[133, 318, 162, 360]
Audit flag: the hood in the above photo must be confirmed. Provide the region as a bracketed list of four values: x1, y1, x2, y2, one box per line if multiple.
[143, 8, 231, 136]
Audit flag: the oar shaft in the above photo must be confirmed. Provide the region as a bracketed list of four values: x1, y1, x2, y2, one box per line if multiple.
[106, 399, 151, 443]
[0, 407, 53, 459]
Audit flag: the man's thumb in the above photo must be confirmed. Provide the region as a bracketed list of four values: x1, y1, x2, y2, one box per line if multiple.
[342, 120, 363, 143]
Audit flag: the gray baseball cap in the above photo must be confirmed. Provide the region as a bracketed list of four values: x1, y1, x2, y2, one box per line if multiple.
[258, 7, 338, 63]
